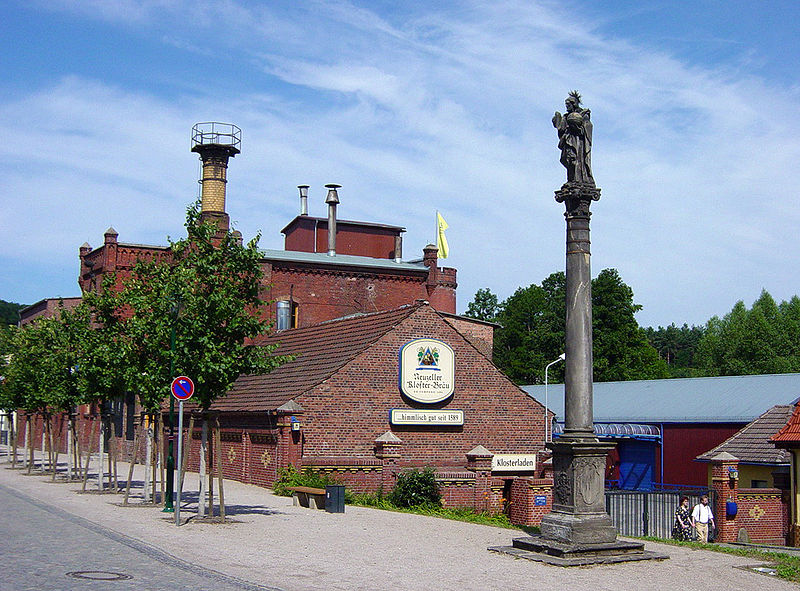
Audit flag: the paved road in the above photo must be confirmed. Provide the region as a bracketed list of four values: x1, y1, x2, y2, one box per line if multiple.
[0, 483, 283, 591]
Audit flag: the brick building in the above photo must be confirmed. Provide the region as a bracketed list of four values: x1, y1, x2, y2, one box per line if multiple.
[15, 123, 554, 525]
[177, 301, 553, 524]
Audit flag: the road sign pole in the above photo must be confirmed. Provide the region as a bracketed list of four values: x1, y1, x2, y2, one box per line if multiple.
[175, 399, 184, 526]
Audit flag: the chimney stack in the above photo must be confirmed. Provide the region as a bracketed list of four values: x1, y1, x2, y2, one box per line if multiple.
[297, 185, 309, 216]
[325, 184, 341, 256]
[191, 122, 241, 232]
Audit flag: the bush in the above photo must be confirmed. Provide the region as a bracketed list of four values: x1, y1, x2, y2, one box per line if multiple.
[389, 467, 441, 508]
[272, 464, 340, 497]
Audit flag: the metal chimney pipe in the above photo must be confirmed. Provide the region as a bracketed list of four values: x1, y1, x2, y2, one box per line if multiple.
[394, 235, 403, 262]
[325, 184, 341, 256]
[297, 185, 309, 216]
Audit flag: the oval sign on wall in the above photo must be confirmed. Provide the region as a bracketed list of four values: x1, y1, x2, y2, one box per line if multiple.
[398, 338, 455, 404]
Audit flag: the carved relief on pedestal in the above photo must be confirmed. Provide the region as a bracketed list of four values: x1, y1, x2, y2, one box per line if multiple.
[554, 471, 571, 505]
[573, 456, 603, 507]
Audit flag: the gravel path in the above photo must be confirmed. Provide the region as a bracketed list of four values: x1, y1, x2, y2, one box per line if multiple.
[0, 453, 794, 591]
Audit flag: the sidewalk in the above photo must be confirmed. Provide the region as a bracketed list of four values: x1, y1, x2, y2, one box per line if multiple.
[0, 449, 795, 591]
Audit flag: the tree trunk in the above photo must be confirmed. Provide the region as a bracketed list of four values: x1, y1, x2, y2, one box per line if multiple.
[97, 418, 105, 491]
[40, 417, 46, 474]
[198, 416, 207, 518]
[158, 414, 165, 506]
[151, 416, 159, 504]
[82, 418, 98, 492]
[214, 415, 225, 522]
[179, 413, 194, 491]
[123, 427, 140, 505]
[10, 412, 17, 469]
[66, 417, 73, 480]
[144, 417, 153, 502]
[26, 416, 33, 474]
[50, 417, 60, 481]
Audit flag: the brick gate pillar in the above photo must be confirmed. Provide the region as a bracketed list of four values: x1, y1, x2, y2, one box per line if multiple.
[375, 431, 402, 491]
[276, 401, 304, 473]
[467, 445, 494, 512]
[710, 451, 739, 544]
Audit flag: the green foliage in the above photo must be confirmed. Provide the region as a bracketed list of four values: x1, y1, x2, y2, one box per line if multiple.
[644, 323, 705, 377]
[464, 288, 500, 322]
[493, 269, 668, 384]
[388, 467, 441, 508]
[346, 490, 519, 528]
[1, 302, 95, 413]
[272, 464, 340, 496]
[87, 203, 290, 413]
[695, 290, 800, 376]
[0, 299, 26, 326]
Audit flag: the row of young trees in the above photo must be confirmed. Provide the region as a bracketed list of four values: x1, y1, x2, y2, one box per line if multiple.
[0, 203, 288, 516]
[465, 272, 800, 383]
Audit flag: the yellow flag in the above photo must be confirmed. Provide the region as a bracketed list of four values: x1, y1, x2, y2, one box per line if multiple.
[436, 211, 449, 259]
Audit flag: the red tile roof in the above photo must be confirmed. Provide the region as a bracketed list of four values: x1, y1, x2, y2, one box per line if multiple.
[696, 404, 792, 464]
[208, 303, 422, 412]
[771, 401, 800, 445]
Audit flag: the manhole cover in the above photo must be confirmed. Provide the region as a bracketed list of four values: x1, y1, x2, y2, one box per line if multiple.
[67, 571, 133, 581]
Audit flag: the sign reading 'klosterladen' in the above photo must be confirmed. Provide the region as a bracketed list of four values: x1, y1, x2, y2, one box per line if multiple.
[491, 454, 537, 472]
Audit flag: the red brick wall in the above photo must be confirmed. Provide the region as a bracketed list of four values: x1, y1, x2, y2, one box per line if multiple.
[264, 265, 456, 327]
[736, 489, 788, 545]
[442, 316, 493, 358]
[509, 478, 554, 526]
[297, 305, 546, 465]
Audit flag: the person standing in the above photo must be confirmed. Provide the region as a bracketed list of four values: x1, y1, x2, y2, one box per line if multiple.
[672, 496, 693, 541]
[691, 494, 716, 542]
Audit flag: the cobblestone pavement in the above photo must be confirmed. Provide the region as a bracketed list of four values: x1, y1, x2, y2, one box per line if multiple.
[0, 482, 283, 591]
[0, 450, 796, 591]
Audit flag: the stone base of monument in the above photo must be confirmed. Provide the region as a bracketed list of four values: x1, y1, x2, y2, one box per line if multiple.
[489, 536, 669, 567]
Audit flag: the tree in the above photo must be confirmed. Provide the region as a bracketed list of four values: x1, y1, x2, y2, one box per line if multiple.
[591, 269, 668, 382]
[110, 203, 288, 517]
[464, 288, 500, 322]
[644, 323, 705, 377]
[0, 299, 26, 326]
[493, 269, 667, 384]
[696, 290, 800, 376]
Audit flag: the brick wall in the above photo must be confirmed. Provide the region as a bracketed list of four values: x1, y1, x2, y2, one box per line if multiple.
[736, 488, 788, 545]
[264, 264, 455, 328]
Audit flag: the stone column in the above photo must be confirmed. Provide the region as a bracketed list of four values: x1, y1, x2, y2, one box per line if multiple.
[539, 181, 617, 545]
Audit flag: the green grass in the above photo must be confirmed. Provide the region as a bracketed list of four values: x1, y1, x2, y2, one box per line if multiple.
[640, 536, 800, 583]
[346, 490, 538, 531]
[272, 467, 538, 532]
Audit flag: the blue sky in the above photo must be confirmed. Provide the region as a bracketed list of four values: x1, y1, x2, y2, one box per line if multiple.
[1, 0, 799, 328]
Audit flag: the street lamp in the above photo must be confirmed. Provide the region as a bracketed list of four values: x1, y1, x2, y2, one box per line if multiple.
[544, 353, 565, 444]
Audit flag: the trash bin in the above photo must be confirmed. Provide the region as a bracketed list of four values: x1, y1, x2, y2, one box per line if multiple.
[325, 485, 345, 513]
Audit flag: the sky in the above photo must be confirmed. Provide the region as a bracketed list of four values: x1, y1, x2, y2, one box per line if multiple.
[1, 0, 799, 328]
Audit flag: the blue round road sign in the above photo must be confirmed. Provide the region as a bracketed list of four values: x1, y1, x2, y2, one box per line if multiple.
[171, 376, 194, 401]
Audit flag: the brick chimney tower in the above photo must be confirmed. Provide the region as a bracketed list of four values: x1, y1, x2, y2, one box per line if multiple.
[191, 122, 241, 233]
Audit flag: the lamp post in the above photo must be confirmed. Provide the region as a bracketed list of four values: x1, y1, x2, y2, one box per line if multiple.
[544, 354, 565, 444]
[164, 296, 182, 513]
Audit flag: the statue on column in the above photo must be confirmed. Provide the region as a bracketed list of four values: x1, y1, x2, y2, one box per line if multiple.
[552, 90, 594, 186]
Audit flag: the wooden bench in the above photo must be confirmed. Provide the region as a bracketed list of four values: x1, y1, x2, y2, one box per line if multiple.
[287, 486, 326, 510]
